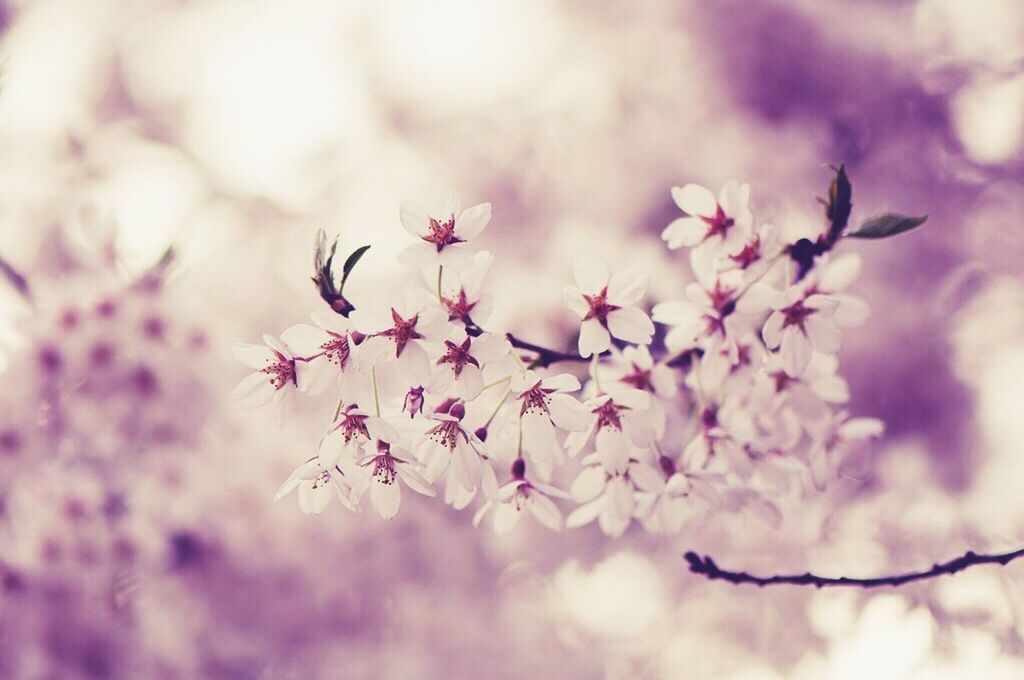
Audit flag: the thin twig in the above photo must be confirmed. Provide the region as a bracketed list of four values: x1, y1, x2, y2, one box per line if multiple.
[683, 547, 1024, 589]
[505, 333, 590, 369]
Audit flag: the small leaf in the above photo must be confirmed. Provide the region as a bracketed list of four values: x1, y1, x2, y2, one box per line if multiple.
[848, 213, 928, 239]
[340, 245, 371, 288]
[825, 164, 852, 243]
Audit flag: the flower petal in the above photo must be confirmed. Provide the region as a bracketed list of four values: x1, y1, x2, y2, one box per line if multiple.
[671, 184, 716, 216]
[573, 255, 609, 292]
[607, 307, 654, 345]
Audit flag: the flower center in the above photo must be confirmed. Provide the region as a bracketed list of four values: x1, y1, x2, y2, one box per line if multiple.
[781, 300, 815, 330]
[443, 288, 477, 325]
[583, 286, 620, 327]
[593, 401, 623, 430]
[335, 410, 369, 443]
[262, 351, 297, 390]
[437, 337, 479, 377]
[427, 419, 466, 452]
[620, 363, 653, 392]
[700, 204, 735, 240]
[311, 467, 332, 490]
[381, 309, 423, 357]
[730, 238, 761, 268]
[519, 381, 554, 416]
[704, 282, 737, 336]
[320, 332, 351, 369]
[373, 453, 398, 485]
[423, 215, 463, 252]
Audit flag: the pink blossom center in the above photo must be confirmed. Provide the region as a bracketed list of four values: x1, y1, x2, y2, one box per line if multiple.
[593, 401, 623, 430]
[620, 363, 653, 392]
[334, 410, 369, 443]
[423, 215, 463, 252]
[730, 238, 761, 268]
[320, 332, 351, 370]
[781, 300, 815, 331]
[381, 309, 423, 357]
[437, 337, 479, 377]
[443, 288, 477, 324]
[519, 381, 554, 416]
[583, 286, 620, 327]
[262, 351, 297, 390]
[427, 419, 467, 452]
[700, 204, 735, 240]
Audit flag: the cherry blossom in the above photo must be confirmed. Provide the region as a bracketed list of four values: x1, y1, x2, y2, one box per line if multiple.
[805, 411, 884, 490]
[472, 459, 568, 534]
[564, 388, 656, 457]
[352, 417, 435, 520]
[439, 250, 495, 329]
[651, 269, 748, 354]
[428, 330, 510, 400]
[274, 456, 357, 515]
[351, 288, 448, 385]
[418, 402, 488, 495]
[511, 370, 590, 473]
[661, 181, 753, 261]
[609, 345, 677, 399]
[398, 186, 491, 271]
[231, 334, 308, 424]
[760, 287, 841, 377]
[279, 311, 358, 398]
[564, 255, 654, 358]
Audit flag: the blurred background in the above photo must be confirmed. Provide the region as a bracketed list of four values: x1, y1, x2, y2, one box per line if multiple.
[1, 0, 1023, 677]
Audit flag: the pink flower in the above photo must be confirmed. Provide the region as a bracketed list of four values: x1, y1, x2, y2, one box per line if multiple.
[661, 181, 753, 261]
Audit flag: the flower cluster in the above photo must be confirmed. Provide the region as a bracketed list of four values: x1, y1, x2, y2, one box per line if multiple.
[240, 173, 918, 536]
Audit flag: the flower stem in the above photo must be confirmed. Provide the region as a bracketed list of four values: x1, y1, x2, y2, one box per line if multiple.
[506, 333, 592, 369]
[370, 366, 381, 417]
[437, 265, 444, 304]
[484, 388, 512, 429]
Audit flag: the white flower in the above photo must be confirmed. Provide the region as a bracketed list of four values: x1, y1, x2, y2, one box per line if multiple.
[652, 269, 747, 353]
[472, 459, 568, 534]
[279, 311, 358, 398]
[609, 345, 677, 399]
[439, 250, 496, 328]
[565, 434, 662, 537]
[807, 253, 871, 327]
[321, 405, 372, 466]
[274, 456, 357, 514]
[512, 371, 590, 474]
[428, 330, 511, 400]
[351, 417, 435, 520]
[564, 255, 654, 358]
[564, 388, 656, 458]
[761, 287, 841, 377]
[231, 334, 311, 424]
[352, 288, 449, 385]
[418, 403, 487, 494]
[661, 181, 753, 261]
[633, 455, 726, 534]
[398, 186, 491, 271]
[806, 412, 884, 490]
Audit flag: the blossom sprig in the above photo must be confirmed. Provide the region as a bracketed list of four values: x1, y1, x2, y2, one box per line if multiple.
[237, 172, 925, 539]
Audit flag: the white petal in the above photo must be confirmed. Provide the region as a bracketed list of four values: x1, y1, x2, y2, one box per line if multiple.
[735, 283, 778, 314]
[398, 465, 436, 497]
[549, 393, 592, 432]
[780, 327, 813, 376]
[833, 295, 870, 327]
[397, 241, 439, 268]
[762, 311, 784, 349]
[437, 243, 475, 271]
[528, 493, 564, 531]
[399, 199, 430, 237]
[564, 286, 590, 318]
[671, 184, 717, 216]
[628, 463, 664, 493]
[370, 478, 402, 519]
[426, 185, 458, 218]
[839, 417, 884, 439]
[456, 363, 484, 400]
[492, 502, 522, 534]
[578, 319, 611, 358]
[607, 269, 648, 306]
[661, 217, 706, 249]
[566, 499, 603, 529]
[455, 203, 491, 240]
[398, 341, 432, 385]
[280, 324, 328, 357]
[607, 477, 635, 518]
[805, 317, 841, 354]
[232, 372, 274, 407]
[543, 373, 581, 392]
[521, 412, 559, 463]
[233, 343, 274, 370]
[607, 307, 654, 344]
[573, 255, 609, 292]
[298, 481, 332, 514]
[571, 466, 607, 503]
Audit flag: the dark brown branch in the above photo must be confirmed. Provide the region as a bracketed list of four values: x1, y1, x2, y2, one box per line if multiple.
[505, 333, 590, 369]
[684, 547, 1024, 588]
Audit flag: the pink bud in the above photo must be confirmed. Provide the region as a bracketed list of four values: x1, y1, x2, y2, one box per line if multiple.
[474, 426, 488, 442]
[449, 402, 466, 420]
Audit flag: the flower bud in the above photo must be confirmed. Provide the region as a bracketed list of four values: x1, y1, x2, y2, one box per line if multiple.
[511, 458, 526, 480]
[350, 331, 366, 345]
[434, 398, 457, 415]
[403, 386, 425, 418]
[474, 426, 488, 442]
[449, 402, 466, 420]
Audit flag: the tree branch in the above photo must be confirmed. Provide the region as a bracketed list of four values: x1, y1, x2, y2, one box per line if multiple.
[684, 547, 1024, 588]
[505, 333, 589, 369]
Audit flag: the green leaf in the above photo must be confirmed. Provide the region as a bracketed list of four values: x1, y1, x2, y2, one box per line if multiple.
[339, 245, 371, 290]
[848, 213, 928, 239]
[825, 164, 852, 243]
